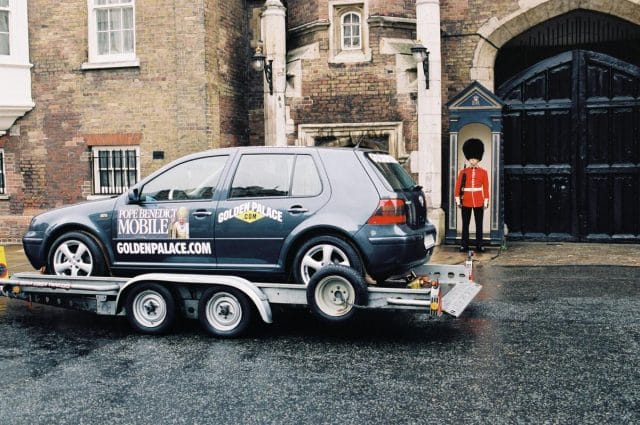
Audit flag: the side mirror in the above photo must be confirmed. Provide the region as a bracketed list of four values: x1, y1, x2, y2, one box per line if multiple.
[128, 188, 140, 204]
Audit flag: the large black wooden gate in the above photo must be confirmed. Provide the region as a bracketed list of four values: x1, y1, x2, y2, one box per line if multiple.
[498, 50, 640, 242]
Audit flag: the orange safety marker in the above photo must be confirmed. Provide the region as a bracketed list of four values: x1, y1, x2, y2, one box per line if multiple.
[0, 245, 8, 279]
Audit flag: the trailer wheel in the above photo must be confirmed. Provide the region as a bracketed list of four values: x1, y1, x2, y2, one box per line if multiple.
[126, 283, 176, 335]
[198, 287, 252, 338]
[306, 265, 368, 324]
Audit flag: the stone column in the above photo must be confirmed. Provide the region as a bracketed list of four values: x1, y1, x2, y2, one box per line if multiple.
[415, 0, 444, 242]
[261, 0, 287, 146]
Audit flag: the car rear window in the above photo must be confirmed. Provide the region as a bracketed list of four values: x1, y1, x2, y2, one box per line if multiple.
[366, 153, 416, 191]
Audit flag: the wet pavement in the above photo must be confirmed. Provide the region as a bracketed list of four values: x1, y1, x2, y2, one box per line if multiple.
[1, 243, 639, 424]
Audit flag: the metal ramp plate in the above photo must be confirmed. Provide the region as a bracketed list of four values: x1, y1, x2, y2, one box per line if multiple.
[441, 282, 482, 317]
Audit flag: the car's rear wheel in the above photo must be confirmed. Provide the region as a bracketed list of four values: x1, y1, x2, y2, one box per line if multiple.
[293, 235, 363, 285]
[48, 231, 107, 276]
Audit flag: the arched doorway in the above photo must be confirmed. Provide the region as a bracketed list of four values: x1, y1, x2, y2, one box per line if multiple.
[498, 50, 640, 241]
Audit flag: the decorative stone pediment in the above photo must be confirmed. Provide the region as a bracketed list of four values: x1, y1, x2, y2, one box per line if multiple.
[447, 80, 503, 112]
[447, 81, 504, 132]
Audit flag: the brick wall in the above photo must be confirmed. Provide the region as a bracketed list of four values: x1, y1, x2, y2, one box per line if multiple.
[0, 0, 251, 241]
[286, 0, 418, 148]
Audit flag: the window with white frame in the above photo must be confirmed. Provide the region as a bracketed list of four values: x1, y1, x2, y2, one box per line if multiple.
[0, 0, 9, 55]
[0, 149, 6, 194]
[84, 0, 138, 68]
[341, 12, 361, 50]
[330, 2, 370, 63]
[92, 146, 140, 195]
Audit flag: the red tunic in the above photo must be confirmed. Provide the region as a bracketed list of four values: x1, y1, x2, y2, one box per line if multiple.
[454, 166, 489, 208]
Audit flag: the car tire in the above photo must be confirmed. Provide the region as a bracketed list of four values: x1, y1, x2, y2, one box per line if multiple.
[126, 283, 176, 335]
[306, 264, 368, 324]
[293, 235, 363, 285]
[198, 286, 252, 338]
[47, 231, 107, 277]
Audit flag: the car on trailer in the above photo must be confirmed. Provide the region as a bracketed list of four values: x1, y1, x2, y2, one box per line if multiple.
[22, 146, 437, 285]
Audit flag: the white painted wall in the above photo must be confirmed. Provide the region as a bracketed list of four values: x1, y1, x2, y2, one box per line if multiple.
[0, 0, 34, 134]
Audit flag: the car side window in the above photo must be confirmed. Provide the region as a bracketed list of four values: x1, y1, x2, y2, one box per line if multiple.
[291, 155, 322, 197]
[230, 154, 294, 198]
[140, 155, 228, 202]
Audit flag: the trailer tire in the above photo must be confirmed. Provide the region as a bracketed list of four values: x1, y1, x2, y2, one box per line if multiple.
[126, 283, 176, 335]
[306, 265, 368, 324]
[198, 286, 252, 338]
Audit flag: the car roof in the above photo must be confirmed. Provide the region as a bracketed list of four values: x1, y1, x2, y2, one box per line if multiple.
[177, 145, 384, 161]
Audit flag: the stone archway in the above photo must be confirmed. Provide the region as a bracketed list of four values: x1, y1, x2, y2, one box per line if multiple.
[470, 0, 640, 90]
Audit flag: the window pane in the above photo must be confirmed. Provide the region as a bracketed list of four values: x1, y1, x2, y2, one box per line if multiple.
[366, 153, 416, 190]
[0, 34, 8, 55]
[0, 11, 8, 32]
[231, 154, 294, 198]
[110, 31, 122, 54]
[95, 0, 108, 5]
[98, 151, 109, 168]
[109, 8, 121, 30]
[123, 29, 134, 53]
[122, 7, 133, 29]
[0, 0, 9, 6]
[97, 32, 109, 54]
[141, 156, 229, 202]
[291, 156, 322, 197]
[96, 9, 108, 31]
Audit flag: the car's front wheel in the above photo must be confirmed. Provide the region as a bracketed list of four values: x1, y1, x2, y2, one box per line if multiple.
[293, 235, 363, 285]
[47, 231, 107, 276]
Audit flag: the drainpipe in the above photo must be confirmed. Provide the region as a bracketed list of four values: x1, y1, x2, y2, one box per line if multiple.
[261, 0, 287, 146]
[415, 0, 444, 242]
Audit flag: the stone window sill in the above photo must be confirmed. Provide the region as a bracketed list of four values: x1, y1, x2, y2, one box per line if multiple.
[81, 59, 140, 71]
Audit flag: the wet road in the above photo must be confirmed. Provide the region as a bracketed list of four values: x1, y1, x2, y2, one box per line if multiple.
[1, 265, 639, 424]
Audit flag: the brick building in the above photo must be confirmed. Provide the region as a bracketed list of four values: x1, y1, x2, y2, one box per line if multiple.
[1, 0, 639, 244]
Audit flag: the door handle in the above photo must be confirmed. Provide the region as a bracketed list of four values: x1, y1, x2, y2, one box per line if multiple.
[287, 205, 309, 214]
[192, 210, 213, 217]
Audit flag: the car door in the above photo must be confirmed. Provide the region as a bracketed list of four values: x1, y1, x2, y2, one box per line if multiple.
[112, 154, 229, 272]
[214, 152, 329, 273]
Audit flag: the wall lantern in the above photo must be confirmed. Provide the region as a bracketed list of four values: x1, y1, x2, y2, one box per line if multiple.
[251, 46, 274, 95]
[411, 42, 430, 89]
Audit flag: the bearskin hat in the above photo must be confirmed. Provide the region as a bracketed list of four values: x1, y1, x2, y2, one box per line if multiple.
[462, 138, 484, 161]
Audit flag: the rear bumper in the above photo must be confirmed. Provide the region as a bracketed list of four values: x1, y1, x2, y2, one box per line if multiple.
[356, 224, 436, 279]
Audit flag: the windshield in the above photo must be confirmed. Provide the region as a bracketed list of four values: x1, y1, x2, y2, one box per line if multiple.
[366, 153, 416, 191]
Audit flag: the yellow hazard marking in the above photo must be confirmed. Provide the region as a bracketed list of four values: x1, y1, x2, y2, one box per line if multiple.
[0, 245, 8, 279]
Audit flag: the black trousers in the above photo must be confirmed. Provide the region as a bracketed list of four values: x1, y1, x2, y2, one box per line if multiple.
[461, 206, 484, 248]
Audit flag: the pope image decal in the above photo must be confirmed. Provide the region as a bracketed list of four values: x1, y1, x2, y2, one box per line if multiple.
[168, 206, 189, 239]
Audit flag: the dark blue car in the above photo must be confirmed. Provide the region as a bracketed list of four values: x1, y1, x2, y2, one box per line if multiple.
[23, 147, 436, 284]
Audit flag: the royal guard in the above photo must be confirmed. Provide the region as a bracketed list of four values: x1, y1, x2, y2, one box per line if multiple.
[454, 138, 490, 253]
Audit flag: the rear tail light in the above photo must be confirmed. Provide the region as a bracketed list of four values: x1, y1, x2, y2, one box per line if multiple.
[367, 199, 406, 225]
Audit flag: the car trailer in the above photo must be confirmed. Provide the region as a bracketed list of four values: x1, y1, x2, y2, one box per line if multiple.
[0, 262, 481, 338]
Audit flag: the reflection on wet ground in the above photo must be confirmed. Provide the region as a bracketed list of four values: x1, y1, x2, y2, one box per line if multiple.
[1, 264, 639, 424]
